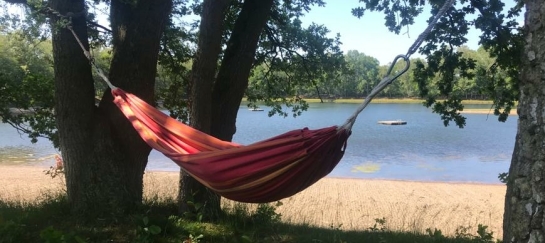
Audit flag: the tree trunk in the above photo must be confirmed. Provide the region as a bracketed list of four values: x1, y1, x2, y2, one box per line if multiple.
[51, 0, 172, 215]
[211, 0, 275, 141]
[179, 0, 230, 218]
[50, 0, 97, 213]
[502, 1, 545, 242]
[178, 0, 274, 216]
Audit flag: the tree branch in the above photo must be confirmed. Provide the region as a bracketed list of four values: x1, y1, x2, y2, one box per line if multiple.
[88, 21, 112, 33]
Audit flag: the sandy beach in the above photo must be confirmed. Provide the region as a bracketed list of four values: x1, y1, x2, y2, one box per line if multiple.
[0, 165, 506, 237]
[460, 108, 518, 115]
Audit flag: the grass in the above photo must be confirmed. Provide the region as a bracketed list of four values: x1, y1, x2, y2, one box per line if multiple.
[0, 167, 505, 242]
[0, 194, 501, 243]
[302, 98, 423, 104]
[303, 98, 494, 105]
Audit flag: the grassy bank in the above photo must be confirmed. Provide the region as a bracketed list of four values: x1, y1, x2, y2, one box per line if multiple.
[243, 98, 520, 115]
[459, 108, 518, 115]
[303, 98, 495, 105]
[242, 98, 495, 105]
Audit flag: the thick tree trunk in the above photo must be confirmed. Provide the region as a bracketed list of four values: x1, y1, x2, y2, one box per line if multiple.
[179, 0, 230, 217]
[51, 0, 172, 215]
[211, 0, 275, 141]
[50, 0, 97, 213]
[502, 1, 545, 242]
[178, 0, 274, 216]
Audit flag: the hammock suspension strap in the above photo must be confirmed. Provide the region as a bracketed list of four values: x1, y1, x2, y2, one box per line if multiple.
[45, 6, 117, 90]
[66, 25, 117, 90]
[340, 0, 457, 131]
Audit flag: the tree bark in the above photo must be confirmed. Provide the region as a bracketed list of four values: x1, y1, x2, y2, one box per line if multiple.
[178, 0, 274, 216]
[211, 0, 275, 141]
[50, 0, 97, 213]
[51, 0, 172, 215]
[503, 1, 545, 242]
[179, 0, 230, 217]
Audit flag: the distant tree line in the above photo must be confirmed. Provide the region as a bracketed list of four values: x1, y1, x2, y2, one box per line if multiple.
[248, 46, 503, 101]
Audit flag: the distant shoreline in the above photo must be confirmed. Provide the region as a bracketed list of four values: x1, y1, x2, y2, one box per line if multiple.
[242, 97, 503, 105]
[241, 98, 519, 115]
[459, 108, 518, 115]
[304, 98, 494, 105]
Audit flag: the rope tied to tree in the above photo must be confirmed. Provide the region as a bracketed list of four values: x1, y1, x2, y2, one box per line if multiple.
[67, 25, 117, 90]
[46, 6, 117, 90]
[339, 0, 456, 132]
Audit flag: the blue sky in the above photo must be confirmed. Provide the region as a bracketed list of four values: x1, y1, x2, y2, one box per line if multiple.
[299, 0, 522, 65]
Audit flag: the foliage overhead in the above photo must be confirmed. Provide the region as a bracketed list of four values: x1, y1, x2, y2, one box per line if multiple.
[0, 27, 57, 145]
[248, 15, 346, 118]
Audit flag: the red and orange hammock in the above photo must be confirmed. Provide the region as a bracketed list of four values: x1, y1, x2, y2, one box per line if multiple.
[109, 71, 399, 203]
[113, 89, 349, 203]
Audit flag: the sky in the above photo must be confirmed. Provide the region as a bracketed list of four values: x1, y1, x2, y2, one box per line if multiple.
[301, 0, 424, 65]
[299, 0, 522, 65]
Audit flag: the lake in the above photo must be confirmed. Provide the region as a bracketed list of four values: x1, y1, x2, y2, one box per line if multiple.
[0, 103, 516, 184]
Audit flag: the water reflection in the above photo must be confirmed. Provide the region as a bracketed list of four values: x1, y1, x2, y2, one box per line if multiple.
[351, 162, 381, 173]
[0, 146, 57, 166]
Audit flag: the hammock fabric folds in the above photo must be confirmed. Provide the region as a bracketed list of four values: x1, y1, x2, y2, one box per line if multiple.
[112, 88, 351, 203]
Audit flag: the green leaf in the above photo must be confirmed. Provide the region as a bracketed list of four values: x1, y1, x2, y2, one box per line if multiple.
[75, 236, 87, 243]
[241, 235, 252, 243]
[142, 216, 149, 226]
[148, 225, 161, 235]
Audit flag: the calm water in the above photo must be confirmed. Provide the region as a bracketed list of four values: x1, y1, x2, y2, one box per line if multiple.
[0, 103, 516, 183]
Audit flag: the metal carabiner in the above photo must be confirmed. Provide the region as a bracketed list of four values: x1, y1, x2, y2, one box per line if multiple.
[385, 54, 410, 84]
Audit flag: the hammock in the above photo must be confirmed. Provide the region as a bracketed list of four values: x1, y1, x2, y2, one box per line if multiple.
[113, 88, 350, 203]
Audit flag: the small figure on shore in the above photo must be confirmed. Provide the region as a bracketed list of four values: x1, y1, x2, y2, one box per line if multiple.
[54, 154, 64, 171]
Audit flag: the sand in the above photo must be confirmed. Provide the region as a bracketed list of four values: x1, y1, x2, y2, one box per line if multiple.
[460, 108, 518, 115]
[0, 166, 506, 237]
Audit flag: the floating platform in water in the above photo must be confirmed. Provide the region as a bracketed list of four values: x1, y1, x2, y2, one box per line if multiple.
[378, 120, 407, 125]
